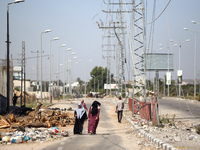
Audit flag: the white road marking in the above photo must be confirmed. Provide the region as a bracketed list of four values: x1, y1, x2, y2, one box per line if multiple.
[60, 142, 65, 145]
[57, 147, 63, 150]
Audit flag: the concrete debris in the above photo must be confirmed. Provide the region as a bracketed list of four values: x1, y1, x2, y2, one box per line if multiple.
[188, 135, 197, 140]
[132, 115, 200, 145]
[0, 127, 69, 145]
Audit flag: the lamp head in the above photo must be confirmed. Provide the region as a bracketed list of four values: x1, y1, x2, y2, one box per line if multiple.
[71, 52, 76, 55]
[73, 56, 77, 59]
[191, 20, 196, 24]
[45, 29, 51, 33]
[186, 39, 190, 42]
[183, 28, 188, 31]
[67, 48, 72, 51]
[53, 37, 59, 40]
[61, 44, 66, 47]
[14, 0, 25, 3]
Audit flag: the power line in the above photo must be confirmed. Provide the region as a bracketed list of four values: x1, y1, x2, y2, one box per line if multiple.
[147, 0, 172, 25]
[12, 55, 49, 60]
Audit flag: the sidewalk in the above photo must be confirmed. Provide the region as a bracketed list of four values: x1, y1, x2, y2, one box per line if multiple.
[117, 97, 200, 150]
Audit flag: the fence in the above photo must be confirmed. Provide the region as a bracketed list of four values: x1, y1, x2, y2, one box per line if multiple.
[128, 98, 159, 124]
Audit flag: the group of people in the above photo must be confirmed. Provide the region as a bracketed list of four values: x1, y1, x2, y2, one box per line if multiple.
[73, 100, 101, 135]
[74, 96, 125, 135]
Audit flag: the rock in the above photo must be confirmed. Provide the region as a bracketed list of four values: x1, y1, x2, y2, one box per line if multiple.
[189, 135, 197, 140]
[174, 136, 181, 142]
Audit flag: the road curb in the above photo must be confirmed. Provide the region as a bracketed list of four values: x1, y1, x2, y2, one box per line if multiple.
[113, 99, 179, 150]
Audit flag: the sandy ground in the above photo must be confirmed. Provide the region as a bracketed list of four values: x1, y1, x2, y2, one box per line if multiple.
[0, 98, 162, 150]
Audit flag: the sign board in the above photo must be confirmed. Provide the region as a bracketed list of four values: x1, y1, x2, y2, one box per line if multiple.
[145, 53, 174, 71]
[177, 70, 183, 84]
[13, 66, 21, 72]
[104, 84, 119, 89]
[166, 72, 171, 85]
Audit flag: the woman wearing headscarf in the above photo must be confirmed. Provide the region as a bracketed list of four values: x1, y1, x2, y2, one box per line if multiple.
[74, 103, 87, 134]
[88, 100, 101, 134]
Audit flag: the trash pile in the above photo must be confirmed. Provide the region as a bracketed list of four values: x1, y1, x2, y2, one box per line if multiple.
[0, 102, 75, 130]
[0, 127, 69, 144]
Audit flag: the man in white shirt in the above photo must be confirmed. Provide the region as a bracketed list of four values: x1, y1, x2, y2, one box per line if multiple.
[116, 96, 124, 123]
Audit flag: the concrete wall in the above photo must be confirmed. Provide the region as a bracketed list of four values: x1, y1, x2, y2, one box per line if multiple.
[0, 61, 13, 106]
[13, 79, 31, 91]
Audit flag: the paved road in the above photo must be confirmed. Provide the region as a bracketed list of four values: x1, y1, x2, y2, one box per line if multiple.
[45, 99, 126, 150]
[158, 98, 200, 123]
[43, 98, 158, 150]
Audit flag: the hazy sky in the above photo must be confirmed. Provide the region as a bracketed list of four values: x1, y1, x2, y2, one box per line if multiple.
[0, 0, 200, 83]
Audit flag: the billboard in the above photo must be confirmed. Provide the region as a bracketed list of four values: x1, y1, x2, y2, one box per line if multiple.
[166, 72, 171, 85]
[177, 70, 183, 84]
[104, 84, 119, 89]
[145, 53, 174, 71]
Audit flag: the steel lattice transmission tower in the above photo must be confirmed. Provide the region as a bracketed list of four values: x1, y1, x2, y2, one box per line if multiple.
[132, 0, 146, 109]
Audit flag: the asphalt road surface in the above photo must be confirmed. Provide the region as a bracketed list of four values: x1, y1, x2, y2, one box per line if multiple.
[159, 98, 200, 123]
[43, 98, 158, 150]
[45, 99, 127, 150]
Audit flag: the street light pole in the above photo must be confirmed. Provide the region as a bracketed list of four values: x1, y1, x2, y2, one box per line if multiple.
[57, 44, 66, 100]
[92, 75, 95, 93]
[63, 48, 71, 100]
[6, 0, 24, 111]
[194, 32, 197, 99]
[84, 60, 92, 98]
[40, 29, 51, 102]
[49, 37, 59, 103]
[184, 27, 200, 100]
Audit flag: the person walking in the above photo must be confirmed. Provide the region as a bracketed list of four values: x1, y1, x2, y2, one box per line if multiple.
[81, 99, 88, 111]
[88, 100, 101, 134]
[73, 103, 87, 134]
[116, 96, 124, 123]
[152, 93, 157, 103]
[12, 93, 20, 106]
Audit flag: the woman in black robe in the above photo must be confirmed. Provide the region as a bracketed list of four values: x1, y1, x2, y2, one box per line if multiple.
[74, 103, 87, 134]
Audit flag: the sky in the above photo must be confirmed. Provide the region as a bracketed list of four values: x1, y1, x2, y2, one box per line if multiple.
[0, 0, 200, 83]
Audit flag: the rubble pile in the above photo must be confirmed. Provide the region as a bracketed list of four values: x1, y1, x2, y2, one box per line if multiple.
[132, 117, 200, 143]
[0, 127, 69, 144]
[0, 102, 75, 130]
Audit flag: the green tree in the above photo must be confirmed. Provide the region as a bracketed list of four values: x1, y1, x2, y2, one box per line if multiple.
[90, 66, 112, 93]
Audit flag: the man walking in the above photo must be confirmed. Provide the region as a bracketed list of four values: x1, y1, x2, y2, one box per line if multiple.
[116, 96, 124, 123]
[12, 93, 20, 106]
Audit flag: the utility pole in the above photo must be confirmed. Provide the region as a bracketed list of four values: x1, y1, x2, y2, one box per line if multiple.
[31, 50, 40, 96]
[98, 0, 131, 97]
[20, 41, 26, 107]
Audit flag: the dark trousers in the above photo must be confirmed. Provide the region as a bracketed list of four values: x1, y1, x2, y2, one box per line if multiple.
[13, 100, 16, 106]
[118, 110, 123, 122]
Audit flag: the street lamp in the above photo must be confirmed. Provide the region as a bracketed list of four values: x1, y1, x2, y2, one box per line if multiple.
[63, 48, 72, 100]
[171, 39, 190, 97]
[6, 0, 25, 111]
[159, 42, 175, 97]
[40, 29, 51, 102]
[49, 37, 59, 103]
[92, 75, 96, 93]
[184, 27, 200, 99]
[57, 44, 66, 100]
[84, 60, 92, 97]
[68, 52, 76, 95]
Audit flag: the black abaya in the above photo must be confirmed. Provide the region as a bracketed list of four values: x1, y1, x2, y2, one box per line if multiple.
[73, 111, 87, 134]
